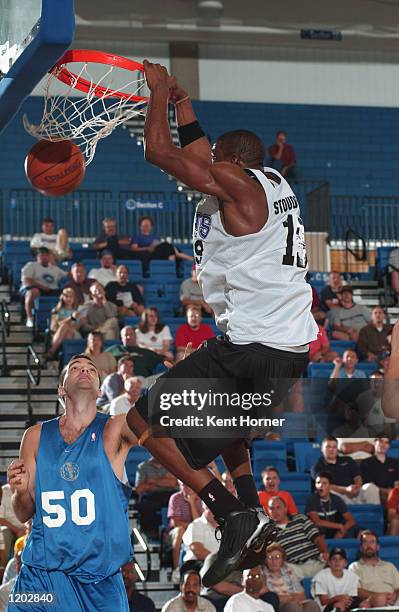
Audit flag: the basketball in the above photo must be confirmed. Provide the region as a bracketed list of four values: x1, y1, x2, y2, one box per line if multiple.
[24, 139, 85, 196]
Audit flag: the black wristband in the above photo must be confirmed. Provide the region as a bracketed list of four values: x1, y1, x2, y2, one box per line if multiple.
[177, 121, 205, 147]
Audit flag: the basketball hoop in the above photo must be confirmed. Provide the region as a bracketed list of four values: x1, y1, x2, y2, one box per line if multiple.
[23, 49, 148, 165]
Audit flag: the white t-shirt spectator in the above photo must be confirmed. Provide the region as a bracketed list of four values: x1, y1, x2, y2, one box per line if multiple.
[162, 594, 216, 612]
[180, 278, 204, 302]
[136, 326, 172, 352]
[109, 394, 131, 416]
[224, 592, 274, 612]
[311, 568, 359, 611]
[182, 514, 220, 561]
[88, 267, 117, 287]
[21, 262, 67, 289]
[30, 232, 58, 251]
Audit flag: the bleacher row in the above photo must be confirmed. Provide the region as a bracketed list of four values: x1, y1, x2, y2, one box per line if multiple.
[127, 441, 399, 574]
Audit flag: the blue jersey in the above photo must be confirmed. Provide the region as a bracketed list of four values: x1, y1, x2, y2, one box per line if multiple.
[22, 413, 132, 583]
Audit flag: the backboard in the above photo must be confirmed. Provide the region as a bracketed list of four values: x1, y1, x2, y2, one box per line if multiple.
[0, 0, 75, 134]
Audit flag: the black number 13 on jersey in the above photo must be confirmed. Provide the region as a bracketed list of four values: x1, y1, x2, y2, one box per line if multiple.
[282, 214, 308, 268]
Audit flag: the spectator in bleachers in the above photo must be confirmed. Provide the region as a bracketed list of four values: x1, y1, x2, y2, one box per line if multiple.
[311, 547, 366, 612]
[264, 543, 319, 612]
[106, 264, 144, 319]
[320, 272, 343, 312]
[130, 215, 176, 262]
[93, 217, 131, 261]
[30, 217, 70, 262]
[1, 519, 31, 586]
[258, 467, 298, 517]
[309, 319, 338, 363]
[355, 371, 396, 437]
[168, 481, 203, 584]
[388, 247, 399, 300]
[357, 306, 392, 362]
[20, 247, 67, 328]
[135, 457, 178, 540]
[109, 376, 142, 416]
[0, 550, 21, 610]
[64, 262, 93, 305]
[268, 131, 297, 182]
[328, 286, 371, 343]
[0, 484, 25, 565]
[387, 483, 399, 535]
[82, 281, 119, 340]
[136, 307, 174, 362]
[182, 505, 219, 563]
[311, 436, 380, 505]
[267, 497, 328, 580]
[306, 472, 356, 539]
[162, 569, 216, 612]
[106, 326, 164, 377]
[180, 264, 213, 316]
[122, 561, 156, 612]
[175, 306, 215, 361]
[329, 351, 367, 382]
[84, 331, 117, 379]
[201, 553, 279, 612]
[224, 567, 275, 612]
[349, 530, 399, 607]
[360, 435, 399, 506]
[44, 287, 84, 360]
[88, 250, 118, 287]
[97, 355, 135, 409]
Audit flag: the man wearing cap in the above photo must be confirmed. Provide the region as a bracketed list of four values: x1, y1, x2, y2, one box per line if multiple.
[180, 264, 212, 316]
[327, 286, 372, 343]
[88, 250, 118, 287]
[311, 548, 366, 611]
[20, 247, 68, 328]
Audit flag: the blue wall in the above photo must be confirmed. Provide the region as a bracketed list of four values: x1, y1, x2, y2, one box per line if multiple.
[1, 96, 399, 197]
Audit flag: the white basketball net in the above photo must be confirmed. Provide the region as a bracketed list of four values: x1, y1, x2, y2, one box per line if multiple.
[23, 61, 147, 165]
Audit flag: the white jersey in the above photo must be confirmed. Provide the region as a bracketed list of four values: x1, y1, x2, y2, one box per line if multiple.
[193, 167, 318, 351]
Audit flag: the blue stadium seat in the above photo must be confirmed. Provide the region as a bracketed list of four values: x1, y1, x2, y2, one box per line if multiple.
[293, 442, 321, 474]
[149, 260, 177, 278]
[291, 491, 309, 513]
[347, 504, 384, 535]
[279, 473, 311, 493]
[329, 340, 357, 356]
[301, 577, 312, 599]
[33, 296, 59, 333]
[252, 441, 288, 470]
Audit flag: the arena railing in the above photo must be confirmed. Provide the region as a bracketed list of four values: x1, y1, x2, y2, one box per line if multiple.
[26, 344, 41, 426]
[0, 300, 10, 376]
[3, 186, 399, 243]
[345, 228, 367, 274]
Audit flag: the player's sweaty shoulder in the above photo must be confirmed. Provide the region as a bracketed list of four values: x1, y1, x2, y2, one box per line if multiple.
[20, 422, 42, 461]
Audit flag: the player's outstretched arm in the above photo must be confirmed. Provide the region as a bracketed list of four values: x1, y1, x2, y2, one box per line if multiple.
[169, 78, 212, 163]
[7, 424, 40, 523]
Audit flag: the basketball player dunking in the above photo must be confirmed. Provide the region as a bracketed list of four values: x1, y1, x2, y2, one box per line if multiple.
[7, 355, 137, 611]
[126, 61, 318, 587]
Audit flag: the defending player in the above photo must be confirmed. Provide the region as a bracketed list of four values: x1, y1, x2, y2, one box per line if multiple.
[126, 61, 318, 587]
[7, 355, 137, 611]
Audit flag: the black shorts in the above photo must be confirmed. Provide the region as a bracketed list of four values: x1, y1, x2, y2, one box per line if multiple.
[135, 336, 308, 469]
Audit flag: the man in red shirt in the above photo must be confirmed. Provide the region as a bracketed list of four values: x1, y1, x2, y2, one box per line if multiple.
[268, 130, 297, 183]
[175, 305, 215, 361]
[309, 319, 338, 363]
[258, 466, 298, 517]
